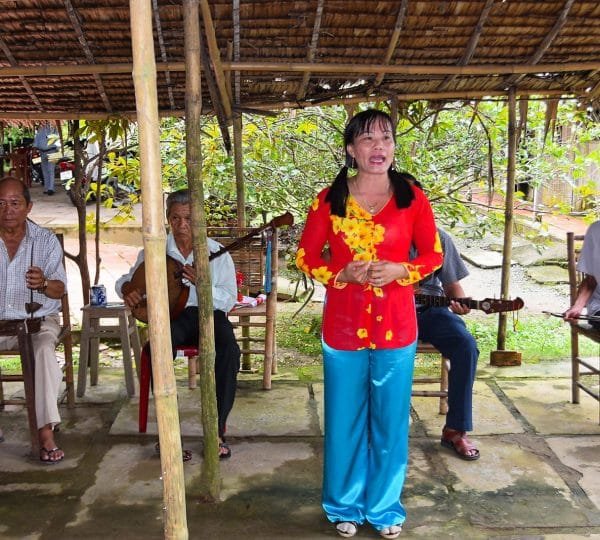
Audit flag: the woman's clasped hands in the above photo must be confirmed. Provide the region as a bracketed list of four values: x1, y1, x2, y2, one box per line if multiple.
[339, 260, 407, 287]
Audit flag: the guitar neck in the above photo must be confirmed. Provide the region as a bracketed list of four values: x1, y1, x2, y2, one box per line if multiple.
[415, 294, 478, 310]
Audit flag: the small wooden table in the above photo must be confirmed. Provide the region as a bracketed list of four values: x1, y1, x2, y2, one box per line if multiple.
[77, 303, 141, 398]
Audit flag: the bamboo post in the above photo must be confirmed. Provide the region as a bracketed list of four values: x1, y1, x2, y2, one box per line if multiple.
[491, 87, 521, 367]
[129, 0, 188, 537]
[233, 113, 246, 226]
[183, 0, 221, 501]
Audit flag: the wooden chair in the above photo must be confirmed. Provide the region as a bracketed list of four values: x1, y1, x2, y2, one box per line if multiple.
[207, 225, 280, 390]
[412, 341, 449, 415]
[566, 232, 600, 423]
[0, 233, 75, 450]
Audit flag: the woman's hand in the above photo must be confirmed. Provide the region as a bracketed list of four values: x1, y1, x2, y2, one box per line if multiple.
[338, 260, 372, 285]
[367, 260, 407, 287]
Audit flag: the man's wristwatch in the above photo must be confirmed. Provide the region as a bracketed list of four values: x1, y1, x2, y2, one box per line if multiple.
[38, 278, 49, 293]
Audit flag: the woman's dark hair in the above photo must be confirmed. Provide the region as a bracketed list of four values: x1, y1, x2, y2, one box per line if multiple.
[325, 109, 414, 217]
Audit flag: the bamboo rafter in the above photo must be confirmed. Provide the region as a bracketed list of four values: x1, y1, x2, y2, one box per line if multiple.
[372, 0, 408, 88]
[499, 0, 577, 89]
[296, 0, 325, 101]
[437, 0, 495, 92]
[63, 0, 112, 112]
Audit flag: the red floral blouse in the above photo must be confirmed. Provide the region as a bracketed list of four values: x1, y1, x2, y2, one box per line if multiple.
[296, 184, 443, 350]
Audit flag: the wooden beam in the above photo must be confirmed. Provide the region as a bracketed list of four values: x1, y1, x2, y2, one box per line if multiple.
[1, 60, 600, 78]
[296, 0, 325, 101]
[437, 0, 494, 92]
[499, 0, 576, 89]
[199, 0, 232, 121]
[152, 0, 176, 109]
[0, 37, 43, 110]
[0, 88, 577, 121]
[63, 0, 112, 112]
[199, 29, 232, 152]
[373, 0, 408, 87]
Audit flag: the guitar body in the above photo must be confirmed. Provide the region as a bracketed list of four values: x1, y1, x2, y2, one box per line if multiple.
[126, 255, 190, 323]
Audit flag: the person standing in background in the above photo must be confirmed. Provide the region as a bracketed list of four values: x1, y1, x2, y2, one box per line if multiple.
[33, 122, 58, 195]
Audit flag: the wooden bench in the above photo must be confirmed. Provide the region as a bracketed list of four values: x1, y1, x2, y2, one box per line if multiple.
[206, 225, 280, 390]
[567, 232, 600, 423]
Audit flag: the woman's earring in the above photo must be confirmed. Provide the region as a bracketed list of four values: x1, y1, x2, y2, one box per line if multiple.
[351, 157, 357, 169]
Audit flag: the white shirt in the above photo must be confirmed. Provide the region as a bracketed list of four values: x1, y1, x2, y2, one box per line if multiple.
[577, 220, 600, 315]
[115, 233, 237, 314]
[0, 220, 66, 319]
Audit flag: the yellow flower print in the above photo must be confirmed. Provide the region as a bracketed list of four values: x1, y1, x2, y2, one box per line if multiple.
[331, 215, 342, 234]
[311, 266, 334, 284]
[397, 263, 427, 284]
[369, 342, 377, 349]
[366, 304, 372, 314]
[357, 328, 368, 339]
[340, 218, 360, 238]
[376, 315, 383, 322]
[354, 252, 371, 262]
[434, 231, 442, 253]
[385, 330, 393, 341]
[295, 248, 310, 274]
[373, 287, 384, 297]
[373, 224, 385, 244]
[311, 197, 319, 212]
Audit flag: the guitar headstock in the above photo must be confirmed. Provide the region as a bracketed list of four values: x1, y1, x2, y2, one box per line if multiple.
[480, 297, 524, 314]
[271, 211, 294, 228]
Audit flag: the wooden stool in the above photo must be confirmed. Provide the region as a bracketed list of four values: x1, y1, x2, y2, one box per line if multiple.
[413, 341, 450, 415]
[77, 303, 141, 398]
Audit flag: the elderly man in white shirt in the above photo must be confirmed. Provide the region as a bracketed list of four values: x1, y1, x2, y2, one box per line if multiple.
[116, 189, 240, 459]
[0, 176, 67, 463]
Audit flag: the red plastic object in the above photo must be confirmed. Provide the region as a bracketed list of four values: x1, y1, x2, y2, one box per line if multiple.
[138, 344, 199, 433]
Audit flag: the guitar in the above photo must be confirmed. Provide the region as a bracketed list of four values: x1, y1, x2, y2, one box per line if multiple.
[415, 294, 524, 314]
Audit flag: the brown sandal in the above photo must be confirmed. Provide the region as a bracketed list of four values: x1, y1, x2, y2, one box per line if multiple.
[441, 427, 480, 461]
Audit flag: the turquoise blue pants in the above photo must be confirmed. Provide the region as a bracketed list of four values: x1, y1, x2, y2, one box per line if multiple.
[321, 340, 416, 530]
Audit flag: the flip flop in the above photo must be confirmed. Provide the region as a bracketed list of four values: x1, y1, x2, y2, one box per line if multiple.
[219, 442, 232, 460]
[40, 447, 64, 464]
[154, 442, 192, 462]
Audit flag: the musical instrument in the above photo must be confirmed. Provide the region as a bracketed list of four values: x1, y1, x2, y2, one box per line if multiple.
[127, 212, 295, 323]
[415, 294, 524, 314]
[543, 311, 600, 323]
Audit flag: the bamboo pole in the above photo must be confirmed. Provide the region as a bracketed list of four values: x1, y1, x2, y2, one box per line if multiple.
[1, 59, 598, 78]
[183, 0, 221, 501]
[492, 87, 520, 366]
[129, 0, 188, 537]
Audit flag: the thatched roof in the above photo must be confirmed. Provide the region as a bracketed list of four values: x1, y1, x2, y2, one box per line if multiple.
[1, 0, 599, 120]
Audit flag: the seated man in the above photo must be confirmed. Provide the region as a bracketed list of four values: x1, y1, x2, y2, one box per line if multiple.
[564, 220, 600, 328]
[116, 189, 240, 459]
[414, 228, 481, 460]
[0, 176, 67, 463]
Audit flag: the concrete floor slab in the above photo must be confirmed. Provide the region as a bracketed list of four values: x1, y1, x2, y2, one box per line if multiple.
[547, 436, 600, 512]
[498, 379, 600, 434]
[411, 381, 524, 435]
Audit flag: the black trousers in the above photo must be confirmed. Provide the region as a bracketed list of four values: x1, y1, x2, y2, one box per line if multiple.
[145, 307, 241, 438]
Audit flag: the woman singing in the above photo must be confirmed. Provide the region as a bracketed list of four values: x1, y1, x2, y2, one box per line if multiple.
[296, 109, 443, 539]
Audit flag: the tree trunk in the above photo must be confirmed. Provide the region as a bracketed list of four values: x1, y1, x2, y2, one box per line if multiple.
[130, 0, 188, 538]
